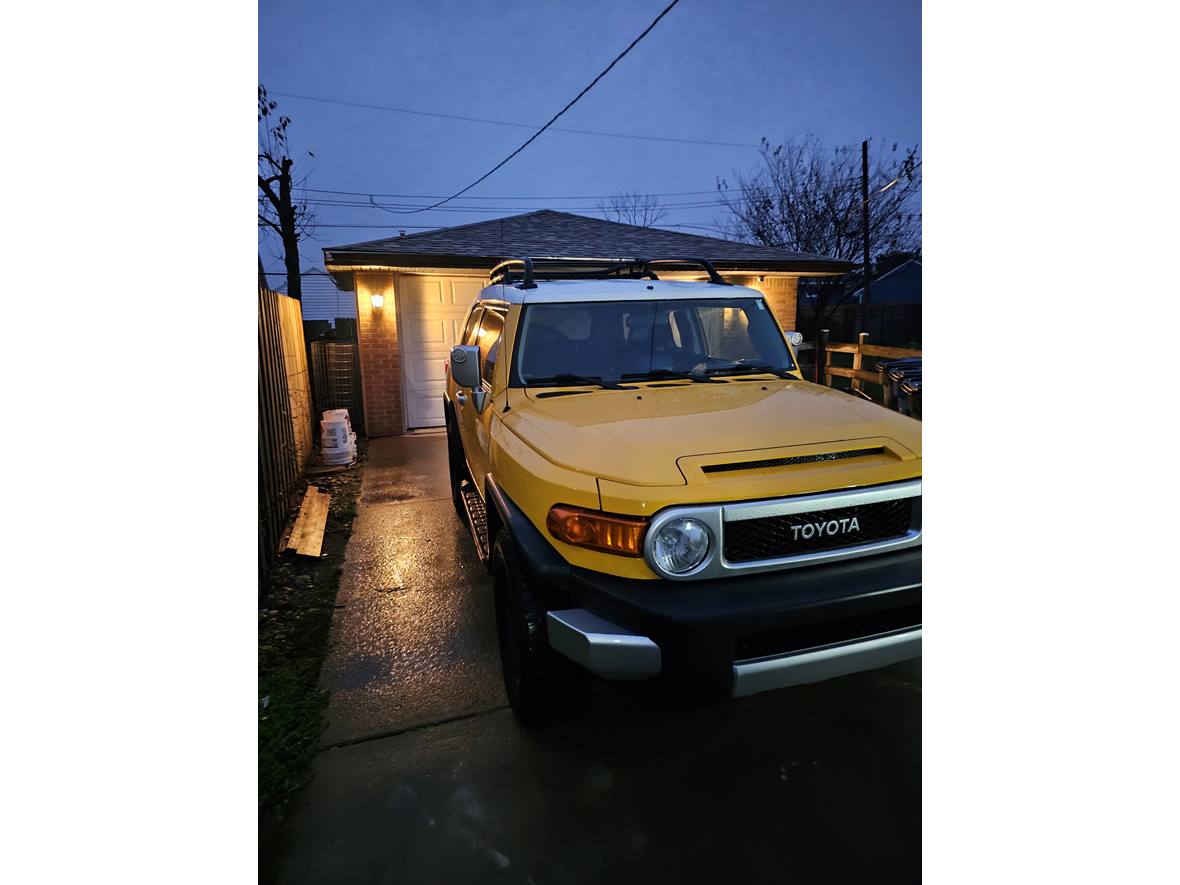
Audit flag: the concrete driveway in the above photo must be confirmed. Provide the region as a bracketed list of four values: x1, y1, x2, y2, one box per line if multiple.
[275, 434, 921, 884]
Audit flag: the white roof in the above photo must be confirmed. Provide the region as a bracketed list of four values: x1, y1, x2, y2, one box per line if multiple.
[477, 278, 762, 304]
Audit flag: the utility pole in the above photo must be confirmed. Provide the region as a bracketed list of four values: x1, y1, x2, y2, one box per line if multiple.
[861, 139, 871, 307]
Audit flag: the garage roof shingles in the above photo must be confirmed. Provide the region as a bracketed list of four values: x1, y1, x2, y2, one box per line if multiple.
[325, 210, 849, 272]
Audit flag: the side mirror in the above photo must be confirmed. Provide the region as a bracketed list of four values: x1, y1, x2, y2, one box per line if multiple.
[450, 345, 481, 389]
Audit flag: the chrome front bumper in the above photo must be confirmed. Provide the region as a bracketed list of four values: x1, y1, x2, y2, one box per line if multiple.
[730, 627, 922, 697]
[546, 608, 921, 696]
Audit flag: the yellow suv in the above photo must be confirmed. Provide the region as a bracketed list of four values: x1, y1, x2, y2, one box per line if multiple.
[445, 257, 921, 723]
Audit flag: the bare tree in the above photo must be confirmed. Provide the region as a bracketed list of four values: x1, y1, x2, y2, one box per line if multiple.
[258, 85, 316, 300]
[597, 190, 668, 227]
[717, 137, 920, 325]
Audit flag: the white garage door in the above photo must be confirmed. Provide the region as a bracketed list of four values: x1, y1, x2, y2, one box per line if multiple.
[398, 275, 483, 429]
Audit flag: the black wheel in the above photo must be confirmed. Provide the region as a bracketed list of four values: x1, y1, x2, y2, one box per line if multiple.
[491, 530, 589, 725]
[445, 405, 466, 516]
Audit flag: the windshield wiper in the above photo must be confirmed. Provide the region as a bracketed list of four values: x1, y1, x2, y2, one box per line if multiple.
[704, 359, 799, 380]
[620, 368, 728, 384]
[523, 373, 633, 390]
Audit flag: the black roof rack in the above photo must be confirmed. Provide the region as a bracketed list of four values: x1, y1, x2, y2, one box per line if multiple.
[488, 257, 731, 289]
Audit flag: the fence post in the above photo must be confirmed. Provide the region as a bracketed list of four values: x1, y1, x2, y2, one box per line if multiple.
[881, 362, 896, 411]
[852, 332, 868, 393]
[817, 328, 828, 385]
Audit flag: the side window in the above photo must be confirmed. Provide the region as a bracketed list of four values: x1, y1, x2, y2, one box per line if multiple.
[477, 309, 505, 385]
[485, 338, 502, 386]
[461, 307, 483, 346]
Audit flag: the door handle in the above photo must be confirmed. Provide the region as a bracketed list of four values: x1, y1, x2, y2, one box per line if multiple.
[456, 392, 468, 405]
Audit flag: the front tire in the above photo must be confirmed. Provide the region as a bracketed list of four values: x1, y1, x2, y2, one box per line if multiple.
[491, 530, 589, 725]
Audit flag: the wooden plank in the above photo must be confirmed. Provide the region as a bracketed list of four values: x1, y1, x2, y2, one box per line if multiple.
[285, 486, 319, 552]
[295, 491, 330, 558]
[860, 343, 921, 359]
[825, 366, 882, 386]
[826, 365, 855, 379]
[819, 341, 920, 359]
[856, 369, 881, 385]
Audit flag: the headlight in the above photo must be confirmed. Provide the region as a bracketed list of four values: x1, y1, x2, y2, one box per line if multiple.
[650, 517, 711, 575]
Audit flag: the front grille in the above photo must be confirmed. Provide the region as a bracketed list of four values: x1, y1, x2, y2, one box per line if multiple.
[723, 498, 913, 563]
[734, 604, 922, 662]
[702, 447, 884, 474]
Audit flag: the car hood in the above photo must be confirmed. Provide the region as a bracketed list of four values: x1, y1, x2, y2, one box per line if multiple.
[503, 380, 922, 487]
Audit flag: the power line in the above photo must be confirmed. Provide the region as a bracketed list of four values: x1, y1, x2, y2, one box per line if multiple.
[303, 186, 728, 200]
[296, 177, 865, 206]
[270, 90, 865, 156]
[402, 0, 684, 214]
[271, 88, 759, 150]
[294, 181, 881, 213]
[306, 223, 446, 229]
[303, 198, 731, 212]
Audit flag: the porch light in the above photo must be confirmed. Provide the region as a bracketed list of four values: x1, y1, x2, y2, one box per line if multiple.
[370, 292, 385, 309]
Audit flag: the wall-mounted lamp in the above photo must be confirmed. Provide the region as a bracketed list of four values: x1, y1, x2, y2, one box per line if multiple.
[370, 293, 385, 309]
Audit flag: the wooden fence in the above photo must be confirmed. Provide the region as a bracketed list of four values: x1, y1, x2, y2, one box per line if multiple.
[276, 293, 313, 470]
[817, 331, 921, 409]
[258, 286, 312, 584]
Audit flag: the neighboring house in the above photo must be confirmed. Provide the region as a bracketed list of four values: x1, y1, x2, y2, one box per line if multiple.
[851, 258, 922, 305]
[324, 209, 851, 436]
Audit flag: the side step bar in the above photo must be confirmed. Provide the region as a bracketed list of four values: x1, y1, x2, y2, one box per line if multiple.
[458, 479, 489, 563]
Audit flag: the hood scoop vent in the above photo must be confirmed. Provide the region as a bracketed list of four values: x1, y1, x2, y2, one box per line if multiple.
[534, 389, 593, 399]
[701, 446, 886, 474]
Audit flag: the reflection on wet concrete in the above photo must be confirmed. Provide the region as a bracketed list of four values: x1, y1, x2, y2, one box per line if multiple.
[317, 434, 505, 748]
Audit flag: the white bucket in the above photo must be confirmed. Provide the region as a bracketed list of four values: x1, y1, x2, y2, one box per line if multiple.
[321, 422, 353, 449]
[323, 446, 353, 467]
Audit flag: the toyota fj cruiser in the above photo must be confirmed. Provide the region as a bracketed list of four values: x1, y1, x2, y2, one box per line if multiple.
[445, 257, 921, 723]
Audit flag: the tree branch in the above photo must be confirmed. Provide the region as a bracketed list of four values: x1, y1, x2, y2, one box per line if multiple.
[258, 176, 283, 212]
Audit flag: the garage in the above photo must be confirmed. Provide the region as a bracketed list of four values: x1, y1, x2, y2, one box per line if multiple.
[395, 275, 483, 429]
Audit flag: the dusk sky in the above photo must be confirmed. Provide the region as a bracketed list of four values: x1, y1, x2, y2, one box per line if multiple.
[259, 0, 920, 317]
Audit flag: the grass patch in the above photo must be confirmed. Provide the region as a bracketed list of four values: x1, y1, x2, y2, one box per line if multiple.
[259, 450, 363, 866]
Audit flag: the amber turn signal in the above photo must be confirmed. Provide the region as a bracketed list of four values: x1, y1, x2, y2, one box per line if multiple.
[546, 505, 646, 557]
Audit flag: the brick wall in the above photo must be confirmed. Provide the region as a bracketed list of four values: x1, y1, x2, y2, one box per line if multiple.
[355, 271, 403, 437]
[726, 274, 799, 333]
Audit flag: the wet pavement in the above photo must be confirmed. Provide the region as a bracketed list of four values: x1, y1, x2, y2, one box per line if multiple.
[316, 433, 505, 748]
[276, 434, 921, 884]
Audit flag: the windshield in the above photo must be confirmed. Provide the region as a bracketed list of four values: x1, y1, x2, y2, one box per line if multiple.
[512, 298, 795, 386]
